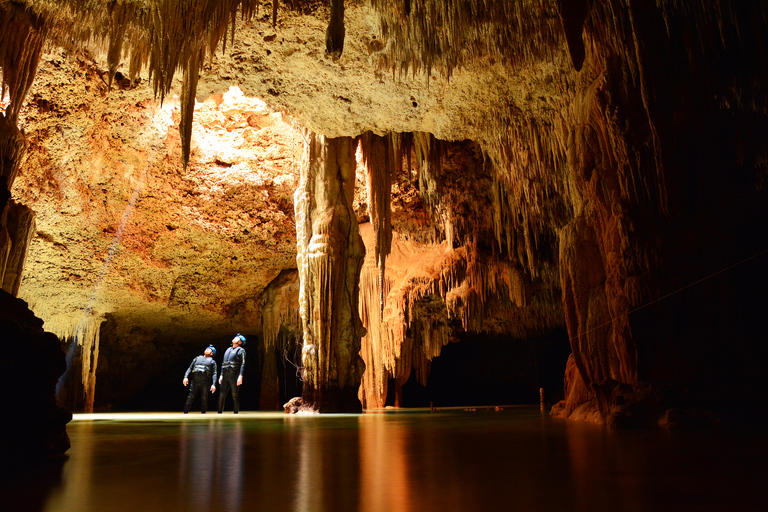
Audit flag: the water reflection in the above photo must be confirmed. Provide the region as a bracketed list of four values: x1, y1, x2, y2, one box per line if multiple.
[286, 415, 361, 512]
[178, 420, 245, 511]
[21, 411, 768, 512]
[359, 413, 411, 512]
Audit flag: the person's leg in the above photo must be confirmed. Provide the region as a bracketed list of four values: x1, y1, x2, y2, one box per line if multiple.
[218, 373, 231, 413]
[184, 379, 199, 414]
[231, 373, 240, 413]
[198, 374, 210, 413]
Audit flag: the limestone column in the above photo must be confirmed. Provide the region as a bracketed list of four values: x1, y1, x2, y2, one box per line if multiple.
[294, 132, 366, 412]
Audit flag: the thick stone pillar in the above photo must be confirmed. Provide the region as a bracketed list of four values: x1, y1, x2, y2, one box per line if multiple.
[294, 132, 365, 412]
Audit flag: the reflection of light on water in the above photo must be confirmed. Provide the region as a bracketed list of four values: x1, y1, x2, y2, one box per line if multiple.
[291, 417, 319, 512]
[216, 421, 244, 511]
[179, 422, 215, 512]
[359, 414, 411, 512]
[177, 419, 244, 512]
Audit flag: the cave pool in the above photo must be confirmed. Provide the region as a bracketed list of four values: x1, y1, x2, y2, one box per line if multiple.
[7, 407, 768, 512]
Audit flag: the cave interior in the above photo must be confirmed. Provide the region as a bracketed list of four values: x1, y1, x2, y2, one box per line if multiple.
[1, 0, 768, 459]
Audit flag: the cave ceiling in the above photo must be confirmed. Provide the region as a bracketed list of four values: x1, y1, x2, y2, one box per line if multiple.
[2, 0, 574, 345]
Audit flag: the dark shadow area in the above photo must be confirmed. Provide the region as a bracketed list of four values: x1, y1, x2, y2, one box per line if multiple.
[275, 342, 304, 407]
[0, 455, 67, 512]
[97, 332, 262, 412]
[400, 328, 571, 408]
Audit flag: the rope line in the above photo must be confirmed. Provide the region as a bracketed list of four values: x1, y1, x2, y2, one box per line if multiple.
[570, 247, 768, 342]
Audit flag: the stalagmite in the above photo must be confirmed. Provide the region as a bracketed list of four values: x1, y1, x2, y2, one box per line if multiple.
[294, 131, 365, 412]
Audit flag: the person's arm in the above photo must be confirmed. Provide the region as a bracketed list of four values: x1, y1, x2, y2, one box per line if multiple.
[211, 361, 218, 393]
[237, 349, 246, 385]
[219, 348, 227, 384]
[183, 358, 195, 386]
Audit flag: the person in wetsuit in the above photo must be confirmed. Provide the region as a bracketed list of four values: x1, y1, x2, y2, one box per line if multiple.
[183, 345, 218, 414]
[218, 334, 246, 414]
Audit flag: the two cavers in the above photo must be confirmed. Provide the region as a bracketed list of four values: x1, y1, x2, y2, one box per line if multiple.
[182, 333, 247, 414]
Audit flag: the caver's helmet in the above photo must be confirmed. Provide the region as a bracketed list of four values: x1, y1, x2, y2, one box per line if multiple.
[205, 345, 217, 356]
[234, 334, 246, 345]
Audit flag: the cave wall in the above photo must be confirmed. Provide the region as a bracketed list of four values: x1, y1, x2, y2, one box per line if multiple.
[552, 0, 768, 426]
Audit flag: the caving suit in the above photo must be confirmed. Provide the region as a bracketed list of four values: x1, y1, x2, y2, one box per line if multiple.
[184, 355, 218, 413]
[218, 346, 246, 413]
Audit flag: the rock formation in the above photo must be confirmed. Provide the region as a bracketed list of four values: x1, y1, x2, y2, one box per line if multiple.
[295, 133, 366, 412]
[0, 0, 765, 440]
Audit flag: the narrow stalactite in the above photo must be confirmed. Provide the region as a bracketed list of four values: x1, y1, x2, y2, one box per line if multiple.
[294, 131, 365, 412]
[1, 200, 36, 297]
[55, 316, 103, 413]
[106, 2, 129, 90]
[0, 2, 46, 125]
[326, 0, 345, 57]
[180, 48, 201, 170]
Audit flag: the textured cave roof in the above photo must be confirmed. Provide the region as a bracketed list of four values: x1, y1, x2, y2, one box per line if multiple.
[1, 0, 578, 344]
[3, 0, 574, 139]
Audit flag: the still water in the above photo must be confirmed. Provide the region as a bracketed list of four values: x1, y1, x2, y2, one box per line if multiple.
[7, 407, 768, 512]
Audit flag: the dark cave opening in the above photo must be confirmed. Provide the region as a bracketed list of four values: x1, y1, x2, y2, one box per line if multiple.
[397, 328, 571, 408]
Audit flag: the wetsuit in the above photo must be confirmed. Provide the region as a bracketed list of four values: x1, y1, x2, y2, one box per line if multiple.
[218, 346, 246, 413]
[184, 355, 217, 413]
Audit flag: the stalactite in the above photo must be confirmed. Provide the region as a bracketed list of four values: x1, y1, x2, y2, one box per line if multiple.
[2, 0, 264, 167]
[179, 47, 201, 170]
[369, 0, 563, 79]
[0, 2, 46, 125]
[0, 3, 39, 301]
[359, 132, 407, 320]
[358, 223, 563, 408]
[259, 269, 301, 351]
[106, 2, 129, 90]
[29, 308, 104, 412]
[0, 113, 26, 212]
[1, 200, 35, 297]
[326, 0, 345, 57]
